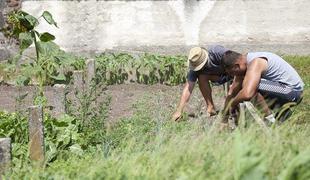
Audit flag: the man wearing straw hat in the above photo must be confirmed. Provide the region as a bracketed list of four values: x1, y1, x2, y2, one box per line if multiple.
[172, 45, 232, 122]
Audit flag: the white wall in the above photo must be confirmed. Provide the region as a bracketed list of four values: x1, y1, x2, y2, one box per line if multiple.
[22, 0, 310, 54]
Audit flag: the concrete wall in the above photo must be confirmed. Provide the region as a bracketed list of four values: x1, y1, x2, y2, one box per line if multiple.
[18, 0, 310, 55]
[0, 0, 20, 60]
[0, 85, 66, 117]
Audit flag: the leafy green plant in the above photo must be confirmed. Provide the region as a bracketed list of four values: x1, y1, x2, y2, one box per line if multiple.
[0, 110, 99, 168]
[3, 10, 57, 98]
[4, 11, 84, 85]
[0, 10, 87, 110]
[95, 52, 187, 85]
[67, 72, 110, 148]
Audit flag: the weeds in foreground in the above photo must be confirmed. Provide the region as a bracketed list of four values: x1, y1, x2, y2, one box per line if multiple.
[4, 93, 309, 180]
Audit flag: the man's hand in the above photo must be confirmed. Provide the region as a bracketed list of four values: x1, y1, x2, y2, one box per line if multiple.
[171, 111, 182, 122]
[172, 81, 195, 122]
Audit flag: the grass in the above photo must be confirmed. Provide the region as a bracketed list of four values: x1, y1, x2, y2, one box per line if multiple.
[2, 55, 310, 180]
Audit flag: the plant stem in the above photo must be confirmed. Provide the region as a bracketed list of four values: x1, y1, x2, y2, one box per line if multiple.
[31, 30, 43, 96]
[31, 30, 40, 63]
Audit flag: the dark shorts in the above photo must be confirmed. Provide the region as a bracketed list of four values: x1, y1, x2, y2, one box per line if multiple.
[210, 75, 233, 86]
[258, 79, 303, 107]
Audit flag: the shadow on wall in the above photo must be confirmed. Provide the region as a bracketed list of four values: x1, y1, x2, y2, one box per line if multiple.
[168, 0, 215, 45]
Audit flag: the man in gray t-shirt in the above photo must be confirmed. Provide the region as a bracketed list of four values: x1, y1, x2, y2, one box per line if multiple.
[222, 50, 304, 123]
[171, 45, 232, 122]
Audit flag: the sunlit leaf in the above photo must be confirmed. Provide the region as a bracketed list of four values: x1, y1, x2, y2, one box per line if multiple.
[19, 32, 33, 51]
[42, 11, 58, 28]
[40, 32, 55, 42]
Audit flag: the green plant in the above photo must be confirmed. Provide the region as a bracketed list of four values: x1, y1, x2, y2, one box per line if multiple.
[2, 10, 56, 103]
[95, 52, 187, 85]
[66, 71, 110, 148]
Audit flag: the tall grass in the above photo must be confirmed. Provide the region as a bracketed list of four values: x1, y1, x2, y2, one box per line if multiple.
[7, 96, 310, 180]
[3, 56, 310, 180]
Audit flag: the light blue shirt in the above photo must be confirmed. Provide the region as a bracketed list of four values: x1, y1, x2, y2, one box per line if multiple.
[247, 52, 304, 91]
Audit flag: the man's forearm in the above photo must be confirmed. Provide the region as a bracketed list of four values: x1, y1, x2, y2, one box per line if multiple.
[223, 77, 243, 114]
[199, 81, 215, 109]
[231, 90, 253, 110]
[176, 91, 190, 112]
[176, 82, 194, 112]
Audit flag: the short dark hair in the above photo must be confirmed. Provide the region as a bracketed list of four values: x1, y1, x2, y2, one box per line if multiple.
[222, 50, 242, 69]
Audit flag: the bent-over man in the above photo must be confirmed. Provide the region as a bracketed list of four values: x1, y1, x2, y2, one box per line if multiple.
[172, 45, 232, 121]
[222, 50, 304, 123]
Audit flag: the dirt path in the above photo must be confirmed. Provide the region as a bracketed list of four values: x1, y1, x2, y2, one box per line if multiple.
[104, 83, 226, 123]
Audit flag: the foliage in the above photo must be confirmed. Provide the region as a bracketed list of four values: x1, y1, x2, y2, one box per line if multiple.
[1, 52, 309, 179]
[1, 41, 85, 87]
[5, 95, 310, 179]
[0, 110, 106, 171]
[95, 52, 187, 85]
[66, 83, 110, 148]
[0, 10, 85, 94]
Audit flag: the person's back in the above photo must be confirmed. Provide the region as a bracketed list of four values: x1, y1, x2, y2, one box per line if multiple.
[222, 50, 304, 123]
[247, 52, 304, 91]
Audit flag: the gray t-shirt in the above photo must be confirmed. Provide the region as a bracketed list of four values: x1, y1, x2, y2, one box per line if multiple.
[247, 52, 304, 91]
[187, 45, 228, 82]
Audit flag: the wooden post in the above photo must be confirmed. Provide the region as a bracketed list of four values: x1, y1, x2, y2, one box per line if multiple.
[239, 103, 246, 128]
[28, 106, 44, 162]
[73, 70, 84, 93]
[85, 59, 95, 89]
[52, 84, 66, 117]
[0, 138, 11, 175]
[244, 102, 270, 134]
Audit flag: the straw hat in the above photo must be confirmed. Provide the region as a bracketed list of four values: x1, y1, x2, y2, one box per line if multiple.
[188, 47, 208, 71]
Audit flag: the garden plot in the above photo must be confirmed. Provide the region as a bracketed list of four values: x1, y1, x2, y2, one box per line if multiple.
[104, 84, 226, 124]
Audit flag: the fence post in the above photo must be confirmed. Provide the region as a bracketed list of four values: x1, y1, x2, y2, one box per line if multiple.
[28, 106, 44, 163]
[239, 103, 246, 128]
[53, 84, 66, 117]
[73, 70, 84, 93]
[0, 138, 11, 175]
[85, 59, 95, 90]
[244, 102, 270, 134]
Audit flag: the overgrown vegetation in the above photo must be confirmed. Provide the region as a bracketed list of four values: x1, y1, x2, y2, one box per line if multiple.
[1, 53, 309, 179]
[0, 10, 309, 179]
[0, 10, 85, 88]
[3, 91, 310, 179]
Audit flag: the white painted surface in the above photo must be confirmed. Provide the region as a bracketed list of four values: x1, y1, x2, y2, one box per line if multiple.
[22, 0, 310, 53]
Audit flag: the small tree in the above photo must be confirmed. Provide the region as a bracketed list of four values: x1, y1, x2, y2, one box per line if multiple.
[6, 10, 59, 105]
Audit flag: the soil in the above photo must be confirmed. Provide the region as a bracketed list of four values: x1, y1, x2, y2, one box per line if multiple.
[104, 83, 226, 124]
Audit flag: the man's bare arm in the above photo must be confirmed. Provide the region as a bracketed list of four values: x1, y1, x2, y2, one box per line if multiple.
[230, 58, 268, 110]
[224, 75, 243, 109]
[171, 81, 195, 121]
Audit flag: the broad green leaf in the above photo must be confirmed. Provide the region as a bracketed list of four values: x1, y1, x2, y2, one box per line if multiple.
[69, 144, 83, 156]
[37, 41, 60, 54]
[49, 73, 66, 81]
[25, 15, 39, 28]
[42, 11, 58, 27]
[40, 32, 55, 42]
[19, 32, 33, 51]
